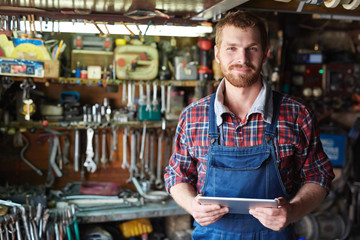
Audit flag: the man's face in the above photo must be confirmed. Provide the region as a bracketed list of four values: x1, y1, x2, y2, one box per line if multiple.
[215, 25, 267, 88]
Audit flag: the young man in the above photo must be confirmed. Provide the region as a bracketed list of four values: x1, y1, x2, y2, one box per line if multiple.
[164, 10, 334, 239]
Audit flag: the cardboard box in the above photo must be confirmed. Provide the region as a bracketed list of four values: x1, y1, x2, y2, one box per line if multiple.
[44, 60, 60, 78]
[0, 57, 44, 77]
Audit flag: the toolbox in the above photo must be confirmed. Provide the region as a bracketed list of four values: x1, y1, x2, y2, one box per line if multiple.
[114, 44, 158, 80]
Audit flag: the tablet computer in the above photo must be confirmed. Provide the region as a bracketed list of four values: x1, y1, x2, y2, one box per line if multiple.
[197, 196, 278, 214]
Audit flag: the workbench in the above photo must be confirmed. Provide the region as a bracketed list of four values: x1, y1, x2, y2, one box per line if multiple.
[76, 199, 187, 223]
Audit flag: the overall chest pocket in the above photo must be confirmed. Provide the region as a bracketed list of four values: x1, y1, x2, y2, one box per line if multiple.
[209, 146, 271, 170]
[205, 146, 273, 198]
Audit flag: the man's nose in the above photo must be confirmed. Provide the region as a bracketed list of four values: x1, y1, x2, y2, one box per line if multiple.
[235, 49, 248, 65]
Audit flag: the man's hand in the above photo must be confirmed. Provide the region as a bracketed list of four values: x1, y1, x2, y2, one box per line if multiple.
[249, 183, 328, 232]
[192, 195, 229, 226]
[249, 197, 292, 231]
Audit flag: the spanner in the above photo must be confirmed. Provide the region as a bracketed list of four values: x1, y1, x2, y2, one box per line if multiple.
[94, 130, 99, 165]
[74, 130, 80, 172]
[122, 127, 129, 169]
[109, 126, 118, 162]
[100, 130, 108, 166]
[127, 130, 138, 182]
[20, 206, 31, 240]
[149, 130, 156, 184]
[139, 124, 147, 179]
[84, 128, 97, 173]
[155, 131, 164, 189]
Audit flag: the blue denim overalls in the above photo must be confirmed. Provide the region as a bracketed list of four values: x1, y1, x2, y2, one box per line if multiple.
[192, 92, 296, 240]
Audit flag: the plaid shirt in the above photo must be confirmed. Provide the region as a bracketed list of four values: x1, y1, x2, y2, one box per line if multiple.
[164, 79, 335, 196]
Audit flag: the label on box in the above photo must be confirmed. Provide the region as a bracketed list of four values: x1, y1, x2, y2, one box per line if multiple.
[320, 133, 346, 167]
[0, 58, 44, 77]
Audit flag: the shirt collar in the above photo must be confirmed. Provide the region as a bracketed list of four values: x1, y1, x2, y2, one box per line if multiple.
[214, 78, 273, 126]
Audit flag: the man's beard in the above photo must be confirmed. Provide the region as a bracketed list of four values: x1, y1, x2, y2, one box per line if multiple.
[220, 63, 261, 88]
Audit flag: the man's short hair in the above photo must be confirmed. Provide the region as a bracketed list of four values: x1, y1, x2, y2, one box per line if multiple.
[215, 10, 268, 52]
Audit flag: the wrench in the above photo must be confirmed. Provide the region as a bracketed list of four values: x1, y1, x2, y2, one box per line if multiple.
[139, 124, 147, 179]
[20, 206, 31, 240]
[127, 130, 138, 182]
[155, 131, 164, 189]
[161, 82, 166, 114]
[74, 130, 80, 172]
[109, 126, 118, 162]
[10, 208, 21, 240]
[94, 130, 99, 165]
[84, 128, 97, 173]
[122, 81, 127, 104]
[149, 130, 156, 184]
[146, 82, 151, 111]
[100, 130, 108, 165]
[144, 128, 150, 174]
[122, 127, 129, 169]
[152, 81, 158, 111]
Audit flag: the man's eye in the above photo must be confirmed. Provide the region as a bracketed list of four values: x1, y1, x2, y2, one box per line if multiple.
[249, 47, 257, 51]
[227, 47, 235, 51]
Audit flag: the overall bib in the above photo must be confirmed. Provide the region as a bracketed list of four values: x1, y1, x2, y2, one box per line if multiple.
[192, 92, 296, 240]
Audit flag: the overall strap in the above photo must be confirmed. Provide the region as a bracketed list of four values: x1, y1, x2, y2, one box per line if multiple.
[209, 93, 219, 145]
[264, 91, 283, 142]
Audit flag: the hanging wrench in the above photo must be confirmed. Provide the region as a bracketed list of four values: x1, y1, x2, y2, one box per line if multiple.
[127, 130, 138, 182]
[155, 130, 164, 189]
[109, 126, 118, 162]
[152, 81, 158, 111]
[139, 124, 147, 179]
[94, 130, 99, 165]
[84, 128, 97, 173]
[122, 81, 127, 104]
[100, 130, 108, 166]
[146, 82, 151, 111]
[122, 127, 129, 169]
[74, 130, 80, 172]
[149, 130, 156, 184]
[144, 128, 150, 174]
[161, 82, 166, 114]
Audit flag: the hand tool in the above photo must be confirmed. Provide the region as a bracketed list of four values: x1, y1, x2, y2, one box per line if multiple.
[146, 82, 151, 111]
[166, 85, 171, 115]
[40, 209, 50, 240]
[164, 130, 171, 168]
[2, 215, 10, 240]
[122, 81, 127, 104]
[7, 215, 15, 240]
[144, 129, 150, 174]
[127, 130, 138, 182]
[161, 82, 166, 114]
[94, 130, 99, 165]
[127, 81, 133, 110]
[49, 136, 62, 177]
[0, 217, 4, 240]
[19, 133, 43, 176]
[149, 130, 156, 184]
[62, 135, 70, 166]
[139, 124, 147, 179]
[70, 205, 80, 240]
[20, 206, 31, 240]
[152, 81, 158, 111]
[109, 126, 118, 162]
[74, 130, 80, 172]
[100, 130, 108, 166]
[84, 128, 97, 173]
[155, 130, 164, 189]
[122, 127, 129, 169]
[29, 206, 39, 240]
[10, 207, 22, 240]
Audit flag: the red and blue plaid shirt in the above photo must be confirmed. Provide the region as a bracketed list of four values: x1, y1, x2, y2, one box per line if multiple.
[164, 79, 335, 196]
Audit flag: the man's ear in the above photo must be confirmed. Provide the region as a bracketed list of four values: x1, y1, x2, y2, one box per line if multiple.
[214, 45, 220, 63]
